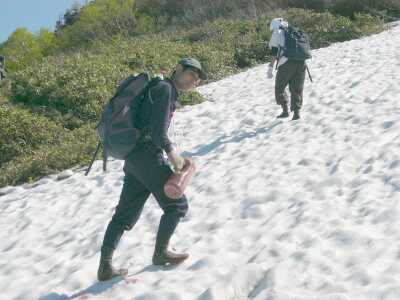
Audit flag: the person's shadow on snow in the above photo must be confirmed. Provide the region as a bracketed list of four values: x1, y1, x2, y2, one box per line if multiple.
[38, 265, 180, 300]
[38, 276, 124, 300]
[131, 263, 181, 276]
[182, 120, 283, 157]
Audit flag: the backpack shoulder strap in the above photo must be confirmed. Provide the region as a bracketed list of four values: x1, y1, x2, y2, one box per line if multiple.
[146, 76, 163, 92]
[128, 76, 163, 130]
[138, 76, 163, 106]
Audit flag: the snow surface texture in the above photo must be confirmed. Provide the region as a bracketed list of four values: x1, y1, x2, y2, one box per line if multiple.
[1, 22, 399, 300]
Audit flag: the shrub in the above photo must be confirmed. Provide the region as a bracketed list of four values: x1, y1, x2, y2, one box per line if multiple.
[11, 53, 131, 122]
[288, 0, 327, 12]
[136, 0, 286, 25]
[329, 0, 400, 20]
[0, 79, 12, 104]
[179, 91, 205, 106]
[0, 28, 43, 73]
[10, 32, 236, 125]
[282, 8, 383, 48]
[0, 28, 59, 75]
[0, 123, 98, 188]
[233, 30, 270, 68]
[0, 105, 64, 166]
[56, 0, 158, 49]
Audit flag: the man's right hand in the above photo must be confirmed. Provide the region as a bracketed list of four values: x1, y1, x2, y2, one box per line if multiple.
[167, 150, 186, 173]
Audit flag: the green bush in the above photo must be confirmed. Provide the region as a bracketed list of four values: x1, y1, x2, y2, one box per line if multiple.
[11, 53, 131, 122]
[352, 13, 386, 35]
[0, 79, 12, 104]
[10, 31, 236, 124]
[0, 104, 64, 167]
[233, 30, 270, 68]
[0, 28, 43, 73]
[287, 0, 400, 20]
[115, 32, 237, 81]
[288, 0, 327, 12]
[56, 0, 158, 49]
[329, 0, 400, 20]
[179, 90, 205, 106]
[0, 28, 59, 74]
[136, 0, 285, 26]
[282, 8, 383, 48]
[0, 123, 97, 187]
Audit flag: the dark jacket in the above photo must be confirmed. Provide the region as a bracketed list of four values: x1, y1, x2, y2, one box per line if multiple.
[136, 78, 178, 153]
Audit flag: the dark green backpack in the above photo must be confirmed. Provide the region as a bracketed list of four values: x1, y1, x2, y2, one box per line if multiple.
[282, 25, 312, 61]
[85, 73, 161, 175]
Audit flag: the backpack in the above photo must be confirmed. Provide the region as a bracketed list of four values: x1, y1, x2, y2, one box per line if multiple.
[85, 73, 161, 176]
[281, 25, 312, 61]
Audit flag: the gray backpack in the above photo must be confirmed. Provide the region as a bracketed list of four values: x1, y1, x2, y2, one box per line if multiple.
[277, 25, 314, 82]
[282, 25, 312, 61]
[85, 73, 161, 175]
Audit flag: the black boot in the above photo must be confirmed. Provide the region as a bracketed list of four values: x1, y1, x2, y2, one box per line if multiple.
[292, 110, 300, 121]
[97, 246, 128, 281]
[152, 212, 189, 266]
[277, 104, 289, 118]
[152, 247, 189, 266]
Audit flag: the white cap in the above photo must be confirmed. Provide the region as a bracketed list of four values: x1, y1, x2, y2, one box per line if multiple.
[270, 18, 288, 32]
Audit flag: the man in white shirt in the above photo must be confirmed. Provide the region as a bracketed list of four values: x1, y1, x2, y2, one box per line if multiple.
[267, 18, 307, 121]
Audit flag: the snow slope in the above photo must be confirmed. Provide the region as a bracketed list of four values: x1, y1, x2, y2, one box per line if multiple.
[1, 22, 399, 300]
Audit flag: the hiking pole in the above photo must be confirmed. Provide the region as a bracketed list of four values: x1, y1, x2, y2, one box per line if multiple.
[306, 65, 313, 83]
[85, 141, 101, 176]
[102, 147, 108, 171]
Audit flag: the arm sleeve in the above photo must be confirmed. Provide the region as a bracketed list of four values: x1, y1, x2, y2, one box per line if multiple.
[149, 83, 173, 153]
[269, 31, 280, 49]
[269, 30, 285, 53]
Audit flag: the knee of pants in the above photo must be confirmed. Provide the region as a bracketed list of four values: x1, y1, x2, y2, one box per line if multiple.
[164, 196, 189, 218]
[290, 92, 303, 103]
[275, 89, 287, 103]
[275, 94, 287, 106]
[111, 213, 140, 232]
[108, 217, 128, 232]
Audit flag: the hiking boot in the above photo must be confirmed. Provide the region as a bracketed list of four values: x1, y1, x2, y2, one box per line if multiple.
[152, 248, 189, 266]
[277, 104, 289, 118]
[292, 110, 301, 121]
[97, 246, 128, 281]
[277, 111, 290, 118]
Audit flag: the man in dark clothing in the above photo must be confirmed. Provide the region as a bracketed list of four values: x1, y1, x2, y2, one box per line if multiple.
[267, 18, 306, 121]
[97, 58, 207, 281]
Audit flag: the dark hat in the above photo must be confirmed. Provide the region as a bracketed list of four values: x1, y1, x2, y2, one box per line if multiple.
[179, 57, 208, 80]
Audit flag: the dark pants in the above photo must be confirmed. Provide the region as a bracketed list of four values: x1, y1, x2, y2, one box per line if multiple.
[101, 145, 189, 252]
[275, 60, 306, 112]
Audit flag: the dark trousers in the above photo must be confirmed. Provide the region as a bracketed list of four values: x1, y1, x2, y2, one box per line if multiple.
[275, 60, 306, 112]
[101, 145, 189, 252]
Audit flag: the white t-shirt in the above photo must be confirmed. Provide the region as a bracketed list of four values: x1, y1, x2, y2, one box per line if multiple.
[268, 29, 288, 68]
